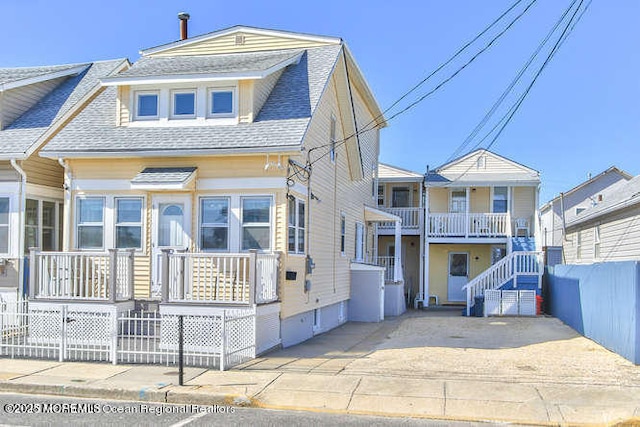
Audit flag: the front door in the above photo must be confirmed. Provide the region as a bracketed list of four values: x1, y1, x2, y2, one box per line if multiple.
[151, 195, 191, 297]
[447, 252, 469, 302]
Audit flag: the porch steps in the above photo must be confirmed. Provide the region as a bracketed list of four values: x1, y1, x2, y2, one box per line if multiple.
[498, 275, 541, 294]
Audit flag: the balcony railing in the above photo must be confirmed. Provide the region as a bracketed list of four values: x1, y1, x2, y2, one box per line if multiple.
[376, 207, 423, 231]
[162, 250, 280, 305]
[427, 213, 510, 238]
[29, 249, 135, 302]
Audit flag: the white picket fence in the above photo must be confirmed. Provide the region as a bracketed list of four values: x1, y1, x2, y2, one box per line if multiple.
[0, 298, 255, 370]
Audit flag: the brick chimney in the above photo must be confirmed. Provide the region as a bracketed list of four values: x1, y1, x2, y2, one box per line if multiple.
[178, 12, 190, 40]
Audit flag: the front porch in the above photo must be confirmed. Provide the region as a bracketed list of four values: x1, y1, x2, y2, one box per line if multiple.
[28, 249, 280, 307]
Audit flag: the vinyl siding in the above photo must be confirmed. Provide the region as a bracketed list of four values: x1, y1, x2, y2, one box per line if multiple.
[0, 161, 20, 181]
[253, 69, 283, 119]
[0, 77, 66, 129]
[428, 188, 449, 213]
[565, 205, 640, 263]
[470, 187, 490, 213]
[117, 85, 131, 125]
[238, 80, 254, 124]
[21, 156, 63, 188]
[147, 32, 334, 57]
[443, 151, 531, 176]
[428, 243, 492, 304]
[377, 182, 421, 208]
[280, 61, 379, 319]
[513, 186, 535, 224]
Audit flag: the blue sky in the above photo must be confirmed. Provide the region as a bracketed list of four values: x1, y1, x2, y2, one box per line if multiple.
[2, 0, 637, 203]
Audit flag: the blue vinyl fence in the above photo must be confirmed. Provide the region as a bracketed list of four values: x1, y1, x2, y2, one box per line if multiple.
[546, 262, 640, 365]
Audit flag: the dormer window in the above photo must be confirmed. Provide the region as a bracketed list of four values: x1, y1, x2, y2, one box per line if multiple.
[171, 90, 196, 118]
[209, 88, 235, 116]
[135, 91, 159, 119]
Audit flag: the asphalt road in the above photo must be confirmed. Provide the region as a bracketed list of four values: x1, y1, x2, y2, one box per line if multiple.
[0, 393, 497, 426]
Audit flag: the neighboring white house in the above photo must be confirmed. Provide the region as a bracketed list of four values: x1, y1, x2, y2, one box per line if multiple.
[564, 174, 640, 264]
[540, 166, 632, 248]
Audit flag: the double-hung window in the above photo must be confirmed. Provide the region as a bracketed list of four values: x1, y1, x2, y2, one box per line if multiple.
[25, 199, 38, 251]
[288, 198, 305, 254]
[377, 185, 385, 207]
[593, 225, 601, 259]
[200, 198, 229, 251]
[241, 197, 271, 251]
[209, 88, 234, 116]
[171, 90, 196, 118]
[115, 198, 143, 249]
[135, 91, 159, 119]
[493, 187, 508, 213]
[77, 197, 105, 249]
[0, 198, 9, 253]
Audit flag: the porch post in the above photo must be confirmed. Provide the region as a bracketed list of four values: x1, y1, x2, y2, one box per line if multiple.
[29, 248, 38, 299]
[249, 249, 258, 304]
[393, 220, 402, 283]
[108, 249, 117, 303]
[161, 249, 170, 303]
[465, 187, 470, 238]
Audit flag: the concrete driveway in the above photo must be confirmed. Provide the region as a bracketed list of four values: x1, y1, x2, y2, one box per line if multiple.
[242, 308, 640, 387]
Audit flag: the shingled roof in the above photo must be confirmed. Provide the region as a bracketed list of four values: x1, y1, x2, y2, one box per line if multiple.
[0, 63, 85, 87]
[41, 44, 342, 157]
[0, 59, 128, 158]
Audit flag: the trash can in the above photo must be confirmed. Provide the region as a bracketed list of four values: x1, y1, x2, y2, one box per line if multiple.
[536, 295, 543, 315]
[474, 295, 485, 317]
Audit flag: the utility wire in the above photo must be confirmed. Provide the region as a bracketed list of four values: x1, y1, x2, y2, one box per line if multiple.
[444, 0, 590, 184]
[445, 0, 580, 163]
[306, 0, 528, 159]
[298, 0, 539, 173]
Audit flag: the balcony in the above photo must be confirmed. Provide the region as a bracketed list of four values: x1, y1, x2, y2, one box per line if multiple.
[376, 207, 423, 235]
[427, 213, 510, 239]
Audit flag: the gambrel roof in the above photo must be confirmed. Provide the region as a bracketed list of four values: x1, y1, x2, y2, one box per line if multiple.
[0, 59, 128, 159]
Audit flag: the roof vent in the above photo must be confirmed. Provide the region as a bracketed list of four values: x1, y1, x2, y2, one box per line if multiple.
[178, 12, 190, 40]
[597, 194, 603, 202]
[235, 34, 246, 45]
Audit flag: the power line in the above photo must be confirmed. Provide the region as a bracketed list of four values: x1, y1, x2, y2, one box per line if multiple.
[442, 0, 591, 185]
[305, 0, 529, 161]
[445, 0, 580, 163]
[299, 0, 539, 173]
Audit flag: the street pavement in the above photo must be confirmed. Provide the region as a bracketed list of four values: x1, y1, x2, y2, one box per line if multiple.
[0, 308, 638, 426]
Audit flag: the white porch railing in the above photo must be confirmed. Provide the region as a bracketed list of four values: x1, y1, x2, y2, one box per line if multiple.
[163, 250, 280, 305]
[427, 213, 510, 238]
[372, 256, 395, 283]
[463, 251, 543, 316]
[377, 207, 423, 231]
[29, 249, 135, 302]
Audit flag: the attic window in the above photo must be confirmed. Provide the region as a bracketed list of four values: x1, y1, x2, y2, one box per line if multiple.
[235, 35, 246, 45]
[477, 156, 486, 169]
[135, 91, 159, 119]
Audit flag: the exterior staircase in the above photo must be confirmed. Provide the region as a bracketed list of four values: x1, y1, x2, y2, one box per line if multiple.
[463, 237, 543, 316]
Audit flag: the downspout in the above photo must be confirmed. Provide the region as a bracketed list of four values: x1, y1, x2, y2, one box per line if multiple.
[10, 159, 26, 296]
[58, 158, 71, 251]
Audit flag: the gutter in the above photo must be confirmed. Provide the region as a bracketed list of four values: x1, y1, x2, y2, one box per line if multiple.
[58, 158, 71, 251]
[10, 159, 26, 296]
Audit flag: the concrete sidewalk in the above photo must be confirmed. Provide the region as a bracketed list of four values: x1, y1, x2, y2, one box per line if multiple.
[0, 310, 639, 425]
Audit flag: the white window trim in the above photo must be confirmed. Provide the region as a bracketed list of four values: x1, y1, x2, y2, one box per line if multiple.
[288, 197, 306, 255]
[593, 225, 601, 260]
[134, 90, 160, 120]
[25, 198, 62, 252]
[75, 196, 106, 251]
[491, 186, 509, 214]
[0, 196, 11, 256]
[240, 195, 274, 252]
[377, 184, 385, 207]
[199, 196, 231, 252]
[170, 89, 197, 119]
[207, 86, 237, 119]
[114, 197, 144, 251]
[450, 188, 467, 213]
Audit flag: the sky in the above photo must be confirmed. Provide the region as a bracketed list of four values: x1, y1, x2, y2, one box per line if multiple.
[1, 0, 637, 203]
